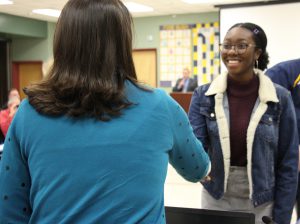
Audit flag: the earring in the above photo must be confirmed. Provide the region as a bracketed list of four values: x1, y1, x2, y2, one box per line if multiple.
[255, 60, 259, 69]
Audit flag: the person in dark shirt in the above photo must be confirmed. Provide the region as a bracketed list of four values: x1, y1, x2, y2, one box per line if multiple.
[266, 58, 300, 220]
[266, 59, 300, 139]
[172, 68, 198, 92]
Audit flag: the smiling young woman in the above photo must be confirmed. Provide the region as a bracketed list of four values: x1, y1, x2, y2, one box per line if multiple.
[189, 22, 298, 224]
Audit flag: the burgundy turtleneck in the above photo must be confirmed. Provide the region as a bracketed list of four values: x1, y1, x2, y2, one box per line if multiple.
[227, 75, 259, 166]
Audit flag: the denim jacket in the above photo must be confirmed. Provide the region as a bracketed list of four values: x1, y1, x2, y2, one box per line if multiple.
[189, 69, 299, 224]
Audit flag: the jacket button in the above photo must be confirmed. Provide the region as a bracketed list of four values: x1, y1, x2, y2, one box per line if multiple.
[210, 113, 215, 118]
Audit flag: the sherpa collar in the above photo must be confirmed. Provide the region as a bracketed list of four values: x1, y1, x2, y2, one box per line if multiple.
[205, 69, 279, 103]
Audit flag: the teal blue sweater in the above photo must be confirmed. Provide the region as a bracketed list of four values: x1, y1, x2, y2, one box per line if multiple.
[0, 82, 210, 223]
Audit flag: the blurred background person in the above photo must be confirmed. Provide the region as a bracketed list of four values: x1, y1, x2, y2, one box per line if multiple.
[172, 67, 198, 92]
[189, 23, 298, 224]
[266, 58, 300, 221]
[1, 88, 20, 110]
[0, 0, 210, 223]
[0, 88, 20, 138]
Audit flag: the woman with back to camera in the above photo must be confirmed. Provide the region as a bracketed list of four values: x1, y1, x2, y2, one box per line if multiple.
[189, 22, 299, 224]
[0, 0, 210, 223]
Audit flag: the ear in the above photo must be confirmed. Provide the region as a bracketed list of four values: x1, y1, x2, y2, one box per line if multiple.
[255, 48, 262, 60]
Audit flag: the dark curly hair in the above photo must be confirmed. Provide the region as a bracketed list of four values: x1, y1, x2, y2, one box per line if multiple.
[229, 22, 269, 70]
[25, 0, 146, 121]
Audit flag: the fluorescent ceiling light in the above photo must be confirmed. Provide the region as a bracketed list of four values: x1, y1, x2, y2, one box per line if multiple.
[124, 2, 154, 12]
[182, 0, 221, 3]
[32, 9, 61, 18]
[0, 0, 13, 5]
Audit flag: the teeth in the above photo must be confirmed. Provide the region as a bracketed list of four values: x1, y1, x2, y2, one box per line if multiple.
[228, 60, 239, 64]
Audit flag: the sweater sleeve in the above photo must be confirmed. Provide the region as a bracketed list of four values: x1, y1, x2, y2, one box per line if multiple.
[0, 104, 31, 223]
[165, 92, 210, 182]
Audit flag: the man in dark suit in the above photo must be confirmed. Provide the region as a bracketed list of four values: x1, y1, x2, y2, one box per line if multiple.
[172, 68, 198, 92]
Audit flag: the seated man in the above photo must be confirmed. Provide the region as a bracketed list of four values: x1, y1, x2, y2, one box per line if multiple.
[172, 68, 198, 92]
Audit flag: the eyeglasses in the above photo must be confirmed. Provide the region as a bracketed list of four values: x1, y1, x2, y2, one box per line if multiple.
[219, 43, 256, 55]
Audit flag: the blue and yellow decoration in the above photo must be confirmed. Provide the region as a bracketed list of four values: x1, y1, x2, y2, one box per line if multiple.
[159, 22, 220, 87]
[192, 22, 220, 85]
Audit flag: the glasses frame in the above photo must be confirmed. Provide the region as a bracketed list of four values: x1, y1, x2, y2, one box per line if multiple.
[219, 43, 257, 55]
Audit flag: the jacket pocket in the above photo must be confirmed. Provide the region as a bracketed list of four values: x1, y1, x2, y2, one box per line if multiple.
[256, 113, 278, 187]
[257, 114, 279, 144]
[199, 107, 219, 138]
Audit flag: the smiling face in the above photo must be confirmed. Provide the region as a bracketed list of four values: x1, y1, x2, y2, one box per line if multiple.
[221, 27, 262, 81]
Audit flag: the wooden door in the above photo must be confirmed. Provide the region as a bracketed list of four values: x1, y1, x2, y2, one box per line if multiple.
[132, 49, 157, 87]
[12, 62, 43, 99]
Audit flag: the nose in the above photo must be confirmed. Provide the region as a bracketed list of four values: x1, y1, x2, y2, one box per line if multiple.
[228, 45, 238, 54]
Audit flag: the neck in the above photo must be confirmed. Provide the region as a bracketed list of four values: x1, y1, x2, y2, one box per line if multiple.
[228, 70, 255, 82]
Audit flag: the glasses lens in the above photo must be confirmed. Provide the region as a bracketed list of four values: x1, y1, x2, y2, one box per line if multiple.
[220, 44, 249, 54]
[220, 44, 229, 52]
[236, 44, 247, 54]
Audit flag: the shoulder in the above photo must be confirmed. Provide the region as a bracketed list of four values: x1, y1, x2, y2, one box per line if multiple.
[153, 89, 189, 116]
[190, 84, 215, 108]
[278, 58, 300, 69]
[273, 83, 290, 96]
[154, 88, 178, 108]
[194, 83, 211, 96]
[126, 81, 177, 109]
[273, 83, 292, 106]
[12, 99, 39, 124]
[138, 84, 171, 103]
[17, 99, 36, 114]
[268, 59, 300, 75]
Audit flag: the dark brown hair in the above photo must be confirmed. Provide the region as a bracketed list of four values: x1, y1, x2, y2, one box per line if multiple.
[25, 0, 143, 121]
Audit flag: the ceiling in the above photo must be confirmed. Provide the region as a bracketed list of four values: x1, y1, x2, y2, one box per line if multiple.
[0, 0, 278, 22]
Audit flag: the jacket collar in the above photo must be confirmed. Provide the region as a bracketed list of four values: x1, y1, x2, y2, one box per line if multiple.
[205, 69, 279, 103]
